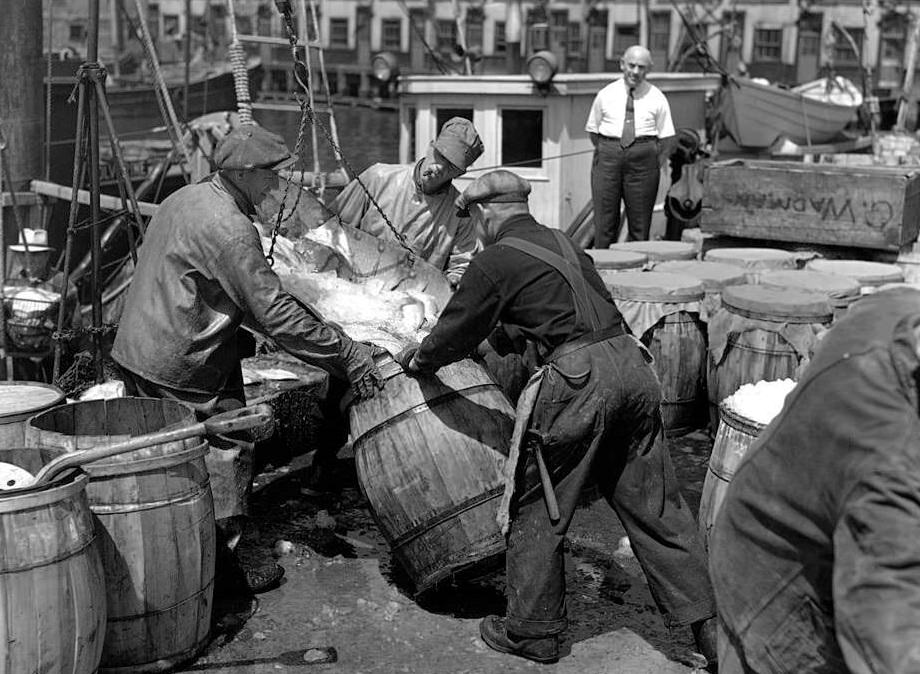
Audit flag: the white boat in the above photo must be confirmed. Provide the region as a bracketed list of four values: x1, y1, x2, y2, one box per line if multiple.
[718, 76, 861, 150]
[396, 72, 721, 233]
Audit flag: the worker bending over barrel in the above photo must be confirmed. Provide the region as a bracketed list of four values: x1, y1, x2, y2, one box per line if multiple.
[112, 124, 385, 596]
[395, 169, 717, 665]
[328, 117, 484, 288]
[711, 286, 920, 673]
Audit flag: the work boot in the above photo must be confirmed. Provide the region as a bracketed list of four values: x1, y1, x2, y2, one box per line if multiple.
[479, 615, 560, 664]
[243, 561, 285, 594]
[691, 616, 719, 668]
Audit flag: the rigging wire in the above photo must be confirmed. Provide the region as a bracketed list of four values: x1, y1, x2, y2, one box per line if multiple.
[394, 0, 451, 75]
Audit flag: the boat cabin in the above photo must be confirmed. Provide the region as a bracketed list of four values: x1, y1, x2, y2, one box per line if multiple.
[397, 72, 720, 230]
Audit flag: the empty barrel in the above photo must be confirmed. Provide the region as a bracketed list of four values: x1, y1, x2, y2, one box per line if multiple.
[351, 357, 512, 594]
[605, 270, 707, 436]
[26, 397, 215, 674]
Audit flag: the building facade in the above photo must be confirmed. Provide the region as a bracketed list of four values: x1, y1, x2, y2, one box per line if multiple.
[46, 0, 919, 96]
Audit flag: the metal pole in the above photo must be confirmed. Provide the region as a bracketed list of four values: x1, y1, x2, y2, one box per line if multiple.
[0, 127, 8, 379]
[184, 0, 192, 120]
[88, 0, 105, 383]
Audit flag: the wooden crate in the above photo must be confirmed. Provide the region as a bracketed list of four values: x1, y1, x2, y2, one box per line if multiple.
[701, 159, 920, 251]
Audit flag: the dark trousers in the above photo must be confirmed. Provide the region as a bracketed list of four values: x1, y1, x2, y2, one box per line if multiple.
[591, 137, 661, 247]
[506, 334, 716, 637]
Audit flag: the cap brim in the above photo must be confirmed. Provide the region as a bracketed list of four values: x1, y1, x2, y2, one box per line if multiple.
[270, 155, 298, 172]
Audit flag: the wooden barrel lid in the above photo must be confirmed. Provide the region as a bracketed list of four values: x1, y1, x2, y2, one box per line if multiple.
[603, 270, 705, 302]
[704, 247, 796, 269]
[585, 248, 648, 270]
[654, 260, 748, 292]
[759, 270, 861, 305]
[806, 259, 905, 286]
[0, 382, 64, 421]
[608, 241, 696, 261]
[722, 284, 832, 323]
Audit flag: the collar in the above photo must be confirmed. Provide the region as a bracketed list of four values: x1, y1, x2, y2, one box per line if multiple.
[494, 214, 540, 242]
[622, 79, 651, 97]
[214, 172, 257, 216]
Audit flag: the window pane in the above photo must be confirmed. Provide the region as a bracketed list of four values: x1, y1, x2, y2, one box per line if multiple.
[753, 28, 782, 62]
[613, 24, 639, 58]
[494, 21, 506, 53]
[502, 109, 542, 168]
[834, 27, 863, 62]
[382, 18, 401, 50]
[437, 19, 456, 51]
[650, 12, 670, 52]
[330, 18, 348, 47]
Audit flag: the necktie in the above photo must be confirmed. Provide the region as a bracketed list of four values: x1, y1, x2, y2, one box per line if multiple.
[621, 88, 636, 149]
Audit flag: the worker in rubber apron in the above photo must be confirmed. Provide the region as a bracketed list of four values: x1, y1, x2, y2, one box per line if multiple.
[395, 169, 718, 665]
[711, 287, 920, 673]
[112, 124, 385, 596]
[328, 117, 485, 289]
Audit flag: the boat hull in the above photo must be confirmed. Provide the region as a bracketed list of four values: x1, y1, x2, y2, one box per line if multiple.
[720, 77, 859, 148]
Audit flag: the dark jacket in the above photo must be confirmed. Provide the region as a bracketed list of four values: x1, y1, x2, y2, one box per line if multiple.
[113, 174, 346, 394]
[711, 287, 920, 673]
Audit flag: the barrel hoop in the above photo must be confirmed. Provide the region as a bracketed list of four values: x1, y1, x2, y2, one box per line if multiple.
[718, 404, 766, 436]
[725, 304, 831, 324]
[390, 486, 504, 552]
[106, 578, 214, 622]
[0, 532, 98, 574]
[351, 384, 499, 447]
[89, 484, 211, 514]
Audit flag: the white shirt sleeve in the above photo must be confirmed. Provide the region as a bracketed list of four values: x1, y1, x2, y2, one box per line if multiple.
[657, 92, 676, 138]
[585, 92, 603, 134]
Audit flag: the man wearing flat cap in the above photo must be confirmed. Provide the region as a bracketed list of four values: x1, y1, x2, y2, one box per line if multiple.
[328, 117, 484, 288]
[113, 123, 385, 595]
[396, 169, 718, 666]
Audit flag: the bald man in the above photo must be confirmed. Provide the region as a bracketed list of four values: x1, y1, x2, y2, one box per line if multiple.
[585, 45, 675, 246]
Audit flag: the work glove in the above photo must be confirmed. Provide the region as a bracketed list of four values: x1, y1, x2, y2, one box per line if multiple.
[395, 343, 422, 376]
[340, 335, 386, 400]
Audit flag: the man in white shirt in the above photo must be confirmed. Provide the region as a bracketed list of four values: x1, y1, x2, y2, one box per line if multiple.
[585, 45, 675, 246]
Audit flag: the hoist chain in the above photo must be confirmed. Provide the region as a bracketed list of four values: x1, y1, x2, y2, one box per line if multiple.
[270, 0, 417, 268]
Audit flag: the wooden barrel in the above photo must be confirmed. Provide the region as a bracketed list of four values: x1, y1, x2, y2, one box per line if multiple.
[805, 258, 905, 294]
[653, 260, 747, 320]
[697, 404, 765, 552]
[707, 285, 831, 431]
[25, 397, 216, 674]
[0, 455, 106, 674]
[0, 381, 63, 446]
[605, 271, 707, 436]
[759, 269, 861, 321]
[704, 247, 796, 282]
[585, 248, 648, 271]
[350, 357, 512, 594]
[609, 240, 697, 262]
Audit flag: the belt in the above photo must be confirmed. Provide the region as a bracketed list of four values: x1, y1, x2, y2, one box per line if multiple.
[599, 134, 657, 142]
[545, 322, 626, 364]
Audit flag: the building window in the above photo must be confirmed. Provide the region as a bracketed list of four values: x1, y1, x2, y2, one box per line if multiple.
[437, 19, 457, 53]
[612, 23, 639, 59]
[752, 28, 782, 62]
[381, 18, 402, 51]
[467, 21, 483, 50]
[834, 26, 863, 63]
[329, 18, 349, 48]
[494, 21, 506, 54]
[69, 23, 85, 41]
[163, 14, 180, 37]
[236, 15, 252, 35]
[502, 109, 542, 169]
[567, 22, 582, 57]
[650, 12, 670, 53]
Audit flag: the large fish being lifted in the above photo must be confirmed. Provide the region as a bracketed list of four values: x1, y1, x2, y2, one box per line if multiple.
[259, 220, 452, 354]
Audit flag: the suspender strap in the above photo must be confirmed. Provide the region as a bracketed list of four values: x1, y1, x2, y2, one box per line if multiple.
[500, 234, 607, 331]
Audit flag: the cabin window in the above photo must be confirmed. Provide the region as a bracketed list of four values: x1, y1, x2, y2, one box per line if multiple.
[833, 27, 863, 63]
[501, 109, 542, 169]
[494, 21, 506, 54]
[612, 24, 639, 59]
[752, 28, 782, 62]
[436, 109, 474, 137]
[382, 18, 402, 51]
[329, 18, 349, 48]
[437, 20, 457, 54]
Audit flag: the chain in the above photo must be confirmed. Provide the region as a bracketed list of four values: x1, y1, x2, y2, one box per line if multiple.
[271, 0, 417, 267]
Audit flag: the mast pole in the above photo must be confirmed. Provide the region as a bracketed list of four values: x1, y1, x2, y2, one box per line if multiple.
[87, 0, 105, 382]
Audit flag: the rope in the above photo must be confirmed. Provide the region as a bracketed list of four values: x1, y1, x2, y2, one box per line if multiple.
[226, 0, 254, 124]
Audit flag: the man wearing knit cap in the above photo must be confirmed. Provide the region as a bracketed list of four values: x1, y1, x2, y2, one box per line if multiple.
[396, 168, 718, 666]
[328, 117, 485, 288]
[113, 123, 385, 597]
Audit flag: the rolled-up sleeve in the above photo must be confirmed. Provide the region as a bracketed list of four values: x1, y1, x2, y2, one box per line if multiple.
[445, 213, 483, 285]
[833, 452, 920, 673]
[217, 233, 347, 376]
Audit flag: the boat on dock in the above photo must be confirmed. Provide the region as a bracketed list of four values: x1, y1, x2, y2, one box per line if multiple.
[717, 76, 862, 150]
[396, 71, 720, 233]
